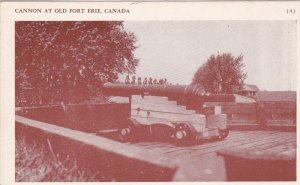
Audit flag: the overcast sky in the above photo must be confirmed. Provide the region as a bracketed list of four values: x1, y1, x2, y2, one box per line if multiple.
[123, 21, 297, 91]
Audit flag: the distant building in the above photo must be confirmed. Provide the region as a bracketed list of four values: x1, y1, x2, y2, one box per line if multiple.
[255, 91, 296, 104]
[237, 84, 260, 98]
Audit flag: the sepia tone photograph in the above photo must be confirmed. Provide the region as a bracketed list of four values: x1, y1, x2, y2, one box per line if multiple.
[14, 20, 297, 182]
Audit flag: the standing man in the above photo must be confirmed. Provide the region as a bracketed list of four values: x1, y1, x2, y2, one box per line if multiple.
[143, 77, 148, 85]
[125, 75, 130, 84]
[131, 76, 136, 84]
[137, 77, 142, 85]
[149, 77, 153, 85]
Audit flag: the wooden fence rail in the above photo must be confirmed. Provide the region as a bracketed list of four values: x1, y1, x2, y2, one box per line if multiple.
[203, 102, 296, 126]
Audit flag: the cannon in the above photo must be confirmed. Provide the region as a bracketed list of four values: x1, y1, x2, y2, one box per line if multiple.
[102, 83, 234, 145]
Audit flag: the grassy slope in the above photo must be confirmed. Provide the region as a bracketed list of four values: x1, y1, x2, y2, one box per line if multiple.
[15, 137, 98, 182]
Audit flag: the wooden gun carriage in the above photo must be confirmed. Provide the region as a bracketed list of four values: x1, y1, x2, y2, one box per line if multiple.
[103, 83, 235, 145]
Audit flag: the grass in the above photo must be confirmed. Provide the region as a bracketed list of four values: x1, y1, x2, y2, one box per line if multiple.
[15, 137, 99, 182]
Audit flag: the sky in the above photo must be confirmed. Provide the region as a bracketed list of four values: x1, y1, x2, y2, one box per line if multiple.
[123, 21, 297, 91]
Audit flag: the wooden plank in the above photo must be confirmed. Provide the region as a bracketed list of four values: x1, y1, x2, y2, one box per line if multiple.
[227, 136, 295, 152]
[133, 131, 290, 160]
[253, 140, 296, 154]
[190, 131, 282, 150]
[181, 132, 293, 158]
[135, 131, 255, 155]
[142, 143, 174, 149]
[194, 131, 278, 151]
[131, 112, 206, 126]
[172, 155, 227, 181]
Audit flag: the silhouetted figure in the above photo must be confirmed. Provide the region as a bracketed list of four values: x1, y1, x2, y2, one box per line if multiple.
[159, 79, 163, 85]
[164, 78, 167, 85]
[143, 77, 148, 85]
[137, 77, 142, 85]
[256, 103, 267, 128]
[131, 76, 136, 84]
[125, 75, 130, 84]
[149, 77, 153, 85]
[153, 78, 157, 84]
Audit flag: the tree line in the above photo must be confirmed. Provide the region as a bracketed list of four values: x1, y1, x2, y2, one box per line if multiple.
[192, 53, 247, 94]
[16, 21, 139, 106]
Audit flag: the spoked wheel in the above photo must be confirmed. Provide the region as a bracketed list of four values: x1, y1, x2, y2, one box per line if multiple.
[217, 128, 229, 140]
[174, 123, 197, 145]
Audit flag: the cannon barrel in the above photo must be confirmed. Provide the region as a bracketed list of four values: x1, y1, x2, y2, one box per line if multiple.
[102, 83, 235, 103]
[103, 83, 200, 96]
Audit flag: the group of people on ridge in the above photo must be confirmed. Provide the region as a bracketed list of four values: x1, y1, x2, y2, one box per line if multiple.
[125, 75, 169, 85]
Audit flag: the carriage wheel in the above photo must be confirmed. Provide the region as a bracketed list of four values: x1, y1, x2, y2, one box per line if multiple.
[174, 123, 196, 145]
[118, 119, 138, 142]
[217, 128, 229, 140]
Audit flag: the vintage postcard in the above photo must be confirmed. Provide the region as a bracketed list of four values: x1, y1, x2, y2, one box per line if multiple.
[1, 1, 299, 184]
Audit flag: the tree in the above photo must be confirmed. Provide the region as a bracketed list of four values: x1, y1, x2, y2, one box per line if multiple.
[192, 53, 247, 94]
[16, 21, 138, 105]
